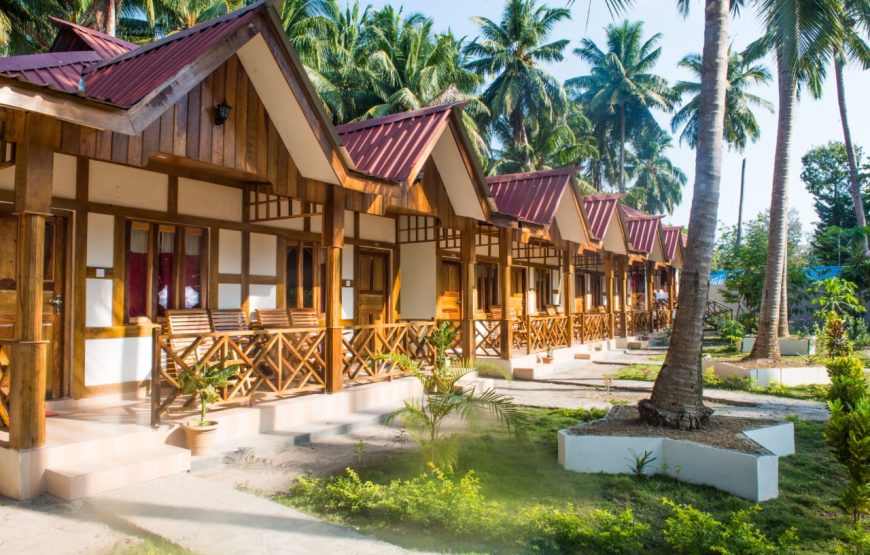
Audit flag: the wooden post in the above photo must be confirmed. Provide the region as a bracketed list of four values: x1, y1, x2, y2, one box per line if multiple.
[619, 258, 628, 337]
[151, 326, 161, 426]
[668, 267, 676, 312]
[646, 261, 655, 333]
[604, 253, 615, 339]
[460, 219, 477, 359]
[498, 227, 512, 360]
[563, 244, 575, 346]
[9, 113, 56, 450]
[323, 185, 345, 393]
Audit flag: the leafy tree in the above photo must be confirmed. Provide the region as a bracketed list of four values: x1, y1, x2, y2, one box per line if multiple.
[464, 0, 571, 148]
[671, 45, 773, 152]
[623, 129, 686, 215]
[809, 277, 866, 321]
[568, 20, 677, 192]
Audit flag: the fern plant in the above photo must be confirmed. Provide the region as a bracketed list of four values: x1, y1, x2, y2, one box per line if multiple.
[178, 361, 238, 426]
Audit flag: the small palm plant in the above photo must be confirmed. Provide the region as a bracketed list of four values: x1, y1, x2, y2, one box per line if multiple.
[377, 322, 521, 467]
[178, 361, 238, 426]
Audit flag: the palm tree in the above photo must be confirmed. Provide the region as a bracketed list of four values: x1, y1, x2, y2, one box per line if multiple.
[155, 0, 242, 31]
[277, 0, 339, 67]
[748, 0, 844, 361]
[671, 46, 774, 152]
[624, 130, 686, 215]
[569, 20, 677, 192]
[464, 0, 571, 147]
[637, 0, 732, 430]
[829, 0, 870, 257]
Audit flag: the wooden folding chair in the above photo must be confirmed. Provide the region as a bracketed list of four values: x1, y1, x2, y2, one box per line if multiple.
[209, 309, 249, 332]
[165, 310, 215, 365]
[289, 308, 320, 328]
[255, 308, 291, 330]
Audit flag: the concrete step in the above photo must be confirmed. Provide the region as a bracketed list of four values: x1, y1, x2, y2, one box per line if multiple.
[45, 444, 191, 501]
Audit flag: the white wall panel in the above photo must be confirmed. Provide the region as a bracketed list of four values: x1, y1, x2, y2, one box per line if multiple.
[178, 178, 242, 222]
[52, 154, 77, 199]
[249, 233, 277, 276]
[219, 229, 242, 274]
[399, 242, 436, 320]
[341, 245, 354, 280]
[218, 283, 242, 309]
[248, 284, 277, 317]
[86, 279, 113, 327]
[85, 337, 152, 386]
[86, 213, 115, 268]
[359, 214, 395, 243]
[89, 161, 168, 211]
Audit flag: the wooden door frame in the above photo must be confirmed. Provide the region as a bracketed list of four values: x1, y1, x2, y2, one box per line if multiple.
[354, 247, 393, 325]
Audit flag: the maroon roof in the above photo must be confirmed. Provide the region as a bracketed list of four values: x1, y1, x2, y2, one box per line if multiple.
[337, 103, 459, 183]
[49, 17, 138, 59]
[82, 3, 261, 107]
[486, 168, 579, 226]
[662, 226, 683, 261]
[582, 194, 622, 241]
[0, 51, 101, 92]
[620, 205, 663, 254]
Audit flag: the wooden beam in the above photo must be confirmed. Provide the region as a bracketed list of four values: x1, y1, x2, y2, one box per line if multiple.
[563, 244, 575, 345]
[460, 219, 477, 358]
[619, 257, 628, 337]
[498, 227, 512, 360]
[323, 185, 345, 393]
[72, 158, 88, 399]
[646, 261, 655, 333]
[9, 113, 57, 450]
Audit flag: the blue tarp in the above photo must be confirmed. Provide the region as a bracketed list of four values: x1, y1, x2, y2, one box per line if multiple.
[710, 266, 842, 285]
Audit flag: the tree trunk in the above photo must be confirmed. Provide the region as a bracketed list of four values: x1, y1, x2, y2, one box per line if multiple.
[834, 55, 870, 257]
[618, 104, 626, 193]
[749, 50, 795, 361]
[638, 0, 729, 430]
[778, 248, 789, 337]
[106, 1, 116, 37]
[511, 106, 527, 148]
[736, 157, 746, 247]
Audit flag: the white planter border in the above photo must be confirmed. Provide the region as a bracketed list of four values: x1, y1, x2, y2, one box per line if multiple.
[707, 359, 830, 386]
[558, 409, 794, 502]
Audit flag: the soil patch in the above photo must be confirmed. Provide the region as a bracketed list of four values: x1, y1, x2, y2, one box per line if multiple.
[714, 356, 819, 369]
[570, 405, 778, 454]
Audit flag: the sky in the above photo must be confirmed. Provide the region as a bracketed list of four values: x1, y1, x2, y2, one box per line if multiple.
[365, 0, 870, 236]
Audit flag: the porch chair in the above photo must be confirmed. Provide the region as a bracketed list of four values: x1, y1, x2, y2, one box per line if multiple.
[545, 305, 558, 316]
[164, 310, 216, 366]
[289, 308, 320, 328]
[209, 309, 249, 332]
[254, 308, 291, 329]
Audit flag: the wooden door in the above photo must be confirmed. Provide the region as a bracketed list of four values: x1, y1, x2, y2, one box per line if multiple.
[357, 251, 389, 325]
[509, 267, 526, 317]
[439, 260, 461, 319]
[0, 211, 69, 400]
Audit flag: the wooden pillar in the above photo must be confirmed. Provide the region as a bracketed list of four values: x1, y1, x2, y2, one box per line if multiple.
[668, 268, 676, 312]
[619, 258, 628, 337]
[498, 227, 512, 360]
[604, 253, 615, 338]
[646, 261, 655, 332]
[9, 113, 56, 450]
[460, 219, 477, 359]
[563, 244, 575, 346]
[323, 185, 345, 393]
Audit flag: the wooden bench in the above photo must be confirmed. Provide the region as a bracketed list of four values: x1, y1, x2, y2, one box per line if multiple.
[255, 308, 291, 330]
[165, 310, 215, 365]
[209, 309, 249, 333]
[289, 308, 320, 328]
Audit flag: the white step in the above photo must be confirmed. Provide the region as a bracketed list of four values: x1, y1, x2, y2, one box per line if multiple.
[45, 444, 190, 501]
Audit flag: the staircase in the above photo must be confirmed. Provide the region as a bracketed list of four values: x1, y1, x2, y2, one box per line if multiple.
[704, 299, 733, 328]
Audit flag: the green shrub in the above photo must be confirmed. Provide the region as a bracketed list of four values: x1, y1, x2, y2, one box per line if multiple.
[702, 367, 723, 387]
[661, 498, 797, 554]
[839, 526, 870, 554]
[825, 398, 870, 524]
[715, 318, 745, 351]
[847, 318, 870, 349]
[824, 312, 854, 359]
[827, 356, 869, 409]
[526, 505, 648, 554]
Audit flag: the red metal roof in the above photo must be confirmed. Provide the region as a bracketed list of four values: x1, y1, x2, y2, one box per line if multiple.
[621, 205, 663, 254]
[0, 51, 101, 93]
[662, 226, 683, 261]
[486, 167, 579, 226]
[336, 103, 459, 183]
[49, 17, 138, 59]
[582, 194, 622, 241]
[82, 4, 261, 107]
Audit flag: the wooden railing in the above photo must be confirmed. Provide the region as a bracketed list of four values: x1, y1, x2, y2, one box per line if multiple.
[0, 341, 10, 431]
[632, 310, 652, 334]
[572, 313, 612, 343]
[527, 315, 570, 353]
[473, 319, 501, 357]
[655, 305, 672, 329]
[341, 322, 435, 381]
[152, 327, 328, 422]
[435, 319, 463, 359]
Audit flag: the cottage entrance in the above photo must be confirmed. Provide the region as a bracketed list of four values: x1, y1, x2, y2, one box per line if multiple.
[357, 250, 389, 325]
[0, 210, 70, 400]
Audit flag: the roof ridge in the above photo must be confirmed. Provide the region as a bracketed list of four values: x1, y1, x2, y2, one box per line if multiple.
[48, 17, 138, 51]
[485, 166, 580, 183]
[336, 101, 467, 135]
[83, 0, 266, 75]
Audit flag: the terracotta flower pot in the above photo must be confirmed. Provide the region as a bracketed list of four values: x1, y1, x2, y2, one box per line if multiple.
[542, 356, 554, 364]
[183, 420, 219, 456]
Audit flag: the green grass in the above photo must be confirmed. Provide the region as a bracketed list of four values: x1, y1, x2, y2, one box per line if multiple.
[111, 538, 196, 555]
[613, 364, 660, 381]
[280, 407, 852, 554]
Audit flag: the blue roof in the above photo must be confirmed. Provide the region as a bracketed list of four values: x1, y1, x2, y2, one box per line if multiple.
[710, 266, 841, 285]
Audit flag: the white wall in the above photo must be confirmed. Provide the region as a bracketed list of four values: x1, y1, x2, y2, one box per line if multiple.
[399, 242, 436, 320]
[359, 214, 395, 243]
[178, 178, 242, 222]
[89, 161, 168, 211]
[85, 279, 113, 327]
[248, 284, 277, 317]
[86, 213, 115, 268]
[341, 244, 354, 320]
[85, 337, 152, 386]
[249, 233, 276, 276]
[218, 283, 242, 309]
[52, 154, 77, 199]
[219, 229, 242, 274]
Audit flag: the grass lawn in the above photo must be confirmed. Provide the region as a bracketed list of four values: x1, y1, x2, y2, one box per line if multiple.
[280, 407, 852, 554]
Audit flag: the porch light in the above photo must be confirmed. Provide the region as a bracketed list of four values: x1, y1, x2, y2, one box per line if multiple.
[214, 102, 232, 126]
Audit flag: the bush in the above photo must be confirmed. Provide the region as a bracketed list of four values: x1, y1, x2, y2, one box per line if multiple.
[662, 498, 797, 554]
[824, 312, 854, 358]
[702, 367, 723, 387]
[827, 356, 868, 409]
[527, 505, 648, 554]
[847, 318, 870, 349]
[715, 318, 745, 351]
[825, 397, 870, 524]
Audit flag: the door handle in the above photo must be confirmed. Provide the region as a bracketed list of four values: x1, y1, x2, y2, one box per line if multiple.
[48, 294, 63, 313]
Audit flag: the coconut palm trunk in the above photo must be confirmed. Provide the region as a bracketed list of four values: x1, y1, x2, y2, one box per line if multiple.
[834, 55, 870, 258]
[618, 103, 626, 193]
[749, 49, 795, 361]
[779, 251, 789, 337]
[637, 0, 729, 430]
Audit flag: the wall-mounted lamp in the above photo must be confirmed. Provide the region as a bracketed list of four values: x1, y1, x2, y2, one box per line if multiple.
[214, 102, 232, 126]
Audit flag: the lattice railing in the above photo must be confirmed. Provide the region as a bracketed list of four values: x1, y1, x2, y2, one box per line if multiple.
[152, 328, 327, 421]
[632, 311, 652, 334]
[435, 319, 463, 359]
[474, 320, 501, 357]
[527, 315, 570, 353]
[573, 313, 611, 343]
[343, 323, 417, 382]
[0, 341, 10, 432]
[655, 305, 672, 330]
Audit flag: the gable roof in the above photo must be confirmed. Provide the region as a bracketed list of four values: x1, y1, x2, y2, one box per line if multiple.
[337, 103, 456, 184]
[620, 205, 665, 255]
[582, 194, 621, 241]
[662, 226, 684, 261]
[0, 51, 101, 93]
[49, 17, 138, 59]
[487, 167, 578, 226]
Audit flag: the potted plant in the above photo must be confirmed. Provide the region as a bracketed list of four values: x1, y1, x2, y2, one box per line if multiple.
[542, 347, 555, 364]
[178, 360, 238, 456]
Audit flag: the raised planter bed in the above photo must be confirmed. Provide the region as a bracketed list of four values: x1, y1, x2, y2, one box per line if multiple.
[741, 336, 816, 356]
[707, 359, 829, 386]
[557, 406, 794, 502]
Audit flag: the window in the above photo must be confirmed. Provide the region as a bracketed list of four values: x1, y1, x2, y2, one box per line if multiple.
[476, 262, 498, 314]
[535, 269, 552, 313]
[286, 241, 323, 312]
[125, 221, 207, 322]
